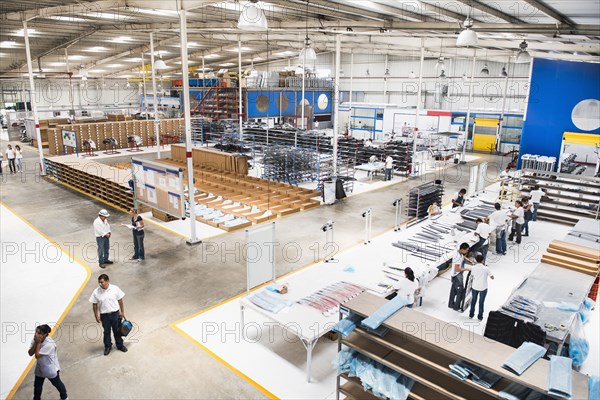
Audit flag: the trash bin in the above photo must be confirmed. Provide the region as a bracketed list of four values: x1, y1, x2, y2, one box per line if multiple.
[323, 180, 336, 205]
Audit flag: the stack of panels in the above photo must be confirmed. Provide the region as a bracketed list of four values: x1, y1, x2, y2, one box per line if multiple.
[170, 144, 249, 175]
[541, 240, 600, 276]
[407, 181, 444, 219]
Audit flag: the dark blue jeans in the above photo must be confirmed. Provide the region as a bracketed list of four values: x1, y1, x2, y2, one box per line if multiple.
[133, 232, 145, 259]
[496, 229, 507, 254]
[34, 372, 68, 400]
[96, 236, 110, 264]
[532, 203, 540, 221]
[385, 168, 392, 181]
[448, 272, 464, 311]
[469, 288, 488, 320]
[521, 214, 532, 235]
[100, 310, 124, 350]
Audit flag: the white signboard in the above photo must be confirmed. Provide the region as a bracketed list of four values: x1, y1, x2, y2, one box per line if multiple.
[62, 130, 77, 148]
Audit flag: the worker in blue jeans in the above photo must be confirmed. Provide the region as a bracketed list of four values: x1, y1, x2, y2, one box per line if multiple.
[469, 255, 495, 321]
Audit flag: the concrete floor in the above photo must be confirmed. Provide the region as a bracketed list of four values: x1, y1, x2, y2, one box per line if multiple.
[1, 131, 511, 399]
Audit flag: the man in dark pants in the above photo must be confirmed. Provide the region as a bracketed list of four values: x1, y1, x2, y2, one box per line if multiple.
[448, 242, 473, 311]
[93, 209, 113, 268]
[28, 324, 68, 400]
[89, 274, 127, 355]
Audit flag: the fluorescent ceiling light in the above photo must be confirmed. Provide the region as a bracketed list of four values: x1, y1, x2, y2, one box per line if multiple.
[172, 42, 202, 48]
[110, 36, 133, 43]
[84, 46, 108, 52]
[204, 54, 221, 59]
[227, 47, 253, 52]
[68, 55, 88, 60]
[47, 16, 87, 22]
[47, 62, 66, 67]
[151, 50, 170, 56]
[136, 9, 179, 17]
[89, 69, 106, 73]
[0, 41, 19, 48]
[106, 64, 124, 68]
[219, 63, 235, 67]
[123, 58, 142, 63]
[93, 12, 133, 21]
[276, 51, 295, 56]
[14, 29, 38, 36]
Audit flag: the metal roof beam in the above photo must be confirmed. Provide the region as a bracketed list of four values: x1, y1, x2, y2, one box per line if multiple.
[454, 0, 526, 24]
[2, 0, 126, 21]
[521, 0, 576, 26]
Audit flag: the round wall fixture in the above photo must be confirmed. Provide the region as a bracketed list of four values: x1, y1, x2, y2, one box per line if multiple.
[299, 98, 310, 106]
[276, 94, 288, 111]
[571, 99, 600, 131]
[317, 94, 329, 110]
[256, 94, 269, 112]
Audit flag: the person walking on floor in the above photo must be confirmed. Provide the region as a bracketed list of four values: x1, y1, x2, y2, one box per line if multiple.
[521, 197, 533, 236]
[452, 188, 467, 208]
[89, 274, 128, 355]
[508, 200, 524, 244]
[14, 144, 23, 172]
[469, 255, 494, 321]
[28, 324, 68, 400]
[94, 209, 113, 268]
[5, 143, 16, 174]
[126, 208, 145, 261]
[448, 242, 473, 311]
[489, 203, 508, 255]
[529, 186, 545, 221]
[384, 154, 394, 181]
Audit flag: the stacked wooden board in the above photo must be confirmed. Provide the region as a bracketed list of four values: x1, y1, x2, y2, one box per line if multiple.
[541, 240, 600, 276]
[170, 144, 248, 175]
[46, 119, 185, 155]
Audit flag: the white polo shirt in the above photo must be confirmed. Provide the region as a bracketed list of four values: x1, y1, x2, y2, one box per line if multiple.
[89, 284, 125, 314]
[475, 222, 492, 241]
[32, 336, 60, 378]
[93, 216, 111, 237]
[393, 278, 419, 304]
[513, 207, 525, 224]
[530, 189, 544, 203]
[385, 156, 393, 169]
[489, 209, 508, 229]
[451, 251, 464, 277]
[471, 263, 493, 291]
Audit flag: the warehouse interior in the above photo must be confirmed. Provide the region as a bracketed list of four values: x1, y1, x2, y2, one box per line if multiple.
[1, 1, 600, 399]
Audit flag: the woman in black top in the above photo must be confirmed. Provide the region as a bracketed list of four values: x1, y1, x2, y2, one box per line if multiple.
[452, 188, 467, 208]
[129, 208, 145, 261]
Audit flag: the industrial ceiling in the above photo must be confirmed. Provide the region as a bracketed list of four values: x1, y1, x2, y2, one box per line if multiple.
[1, 0, 599, 80]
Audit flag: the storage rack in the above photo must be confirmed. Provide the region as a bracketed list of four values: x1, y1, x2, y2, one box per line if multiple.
[261, 145, 319, 185]
[336, 292, 589, 400]
[520, 169, 600, 225]
[190, 87, 241, 121]
[407, 181, 444, 219]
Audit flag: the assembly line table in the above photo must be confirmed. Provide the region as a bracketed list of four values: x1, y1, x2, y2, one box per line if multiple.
[355, 161, 385, 182]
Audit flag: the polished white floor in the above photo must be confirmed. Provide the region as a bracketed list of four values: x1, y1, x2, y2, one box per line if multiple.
[175, 184, 599, 399]
[0, 204, 90, 399]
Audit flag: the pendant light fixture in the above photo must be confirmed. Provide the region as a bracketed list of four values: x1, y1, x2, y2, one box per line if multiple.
[439, 70, 447, 79]
[299, 0, 316, 63]
[480, 49, 489, 76]
[462, 72, 468, 81]
[456, 7, 478, 47]
[500, 66, 508, 77]
[515, 40, 531, 63]
[237, 0, 268, 31]
[409, 70, 416, 79]
[434, 40, 445, 72]
[154, 34, 168, 70]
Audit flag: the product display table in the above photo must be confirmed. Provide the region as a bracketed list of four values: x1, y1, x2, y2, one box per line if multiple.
[355, 162, 385, 182]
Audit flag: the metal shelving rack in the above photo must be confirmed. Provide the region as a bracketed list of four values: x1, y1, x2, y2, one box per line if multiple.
[407, 180, 444, 219]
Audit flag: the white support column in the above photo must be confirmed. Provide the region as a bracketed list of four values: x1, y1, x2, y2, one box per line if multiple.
[460, 52, 477, 164]
[349, 50, 354, 107]
[23, 20, 45, 175]
[300, 46, 306, 133]
[412, 40, 424, 177]
[141, 52, 148, 120]
[149, 32, 161, 158]
[497, 56, 511, 153]
[383, 54, 388, 102]
[179, 7, 200, 244]
[238, 36, 243, 142]
[333, 35, 341, 177]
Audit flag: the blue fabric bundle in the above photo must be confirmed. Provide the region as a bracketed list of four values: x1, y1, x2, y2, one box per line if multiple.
[448, 360, 502, 388]
[547, 355, 572, 398]
[361, 296, 410, 330]
[247, 291, 292, 313]
[332, 314, 362, 337]
[501, 341, 546, 376]
[589, 375, 599, 400]
[583, 297, 595, 310]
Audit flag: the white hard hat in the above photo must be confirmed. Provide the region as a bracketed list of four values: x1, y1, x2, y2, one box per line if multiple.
[98, 209, 110, 217]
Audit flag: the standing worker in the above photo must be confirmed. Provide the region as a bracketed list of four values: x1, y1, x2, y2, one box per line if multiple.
[489, 203, 508, 255]
[94, 209, 113, 268]
[471, 217, 491, 261]
[448, 243, 473, 311]
[452, 188, 467, 208]
[385, 154, 394, 181]
[89, 274, 128, 355]
[128, 208, 145, 261]
[521, 197, 533, 237]
[529, 186, 544, 221]
[508, 200, 524, 244]
[5, 143, 16, 174]
[28, 324, 68, 400]
[468, 255, 494, 321]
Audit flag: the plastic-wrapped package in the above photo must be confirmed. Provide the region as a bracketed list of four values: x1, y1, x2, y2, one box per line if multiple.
[569, 313, 589, 368]
[589, 375, 599, 400]
[583, 297, 595, 310]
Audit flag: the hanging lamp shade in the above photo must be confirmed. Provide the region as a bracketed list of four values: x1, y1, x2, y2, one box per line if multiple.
[456, 17, 478, 47]
[237, 1, 268, 31]
[409, 71, 416, 79]
[480, 63, 489, 76]
[299, 37, 317, 62]
[434, 56, 446, 71]
[501, 67, 508, 77]
[515, 40, 531, 63]
[154, 58, 168, 70]
[439, 70, 447, 79]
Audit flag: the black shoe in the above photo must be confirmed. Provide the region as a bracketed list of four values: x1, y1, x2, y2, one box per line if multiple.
[131, 257, 138, 260]
[99, 264, 106, 269]
[117, 345, 128, 352]
[105, 260, 114, 264]
[104, 346, 112, 356]
[523, 234, 529, 237]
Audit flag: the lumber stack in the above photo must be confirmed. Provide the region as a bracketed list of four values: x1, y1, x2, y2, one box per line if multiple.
[171, 144, 248, 175]
[541, 240, 600, 276]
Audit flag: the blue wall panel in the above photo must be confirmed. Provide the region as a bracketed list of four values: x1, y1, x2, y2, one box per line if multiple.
[518, 59, 600, 168]
[247, 90, 332, 118]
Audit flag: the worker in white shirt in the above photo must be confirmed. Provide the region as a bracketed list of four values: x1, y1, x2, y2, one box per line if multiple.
[529, 186, 544, 221]
[384, 155, 393, 181]
[468, 254, 494, 321]
[471, 217, 491, 261]
[508, 200, 524, 244]
[392, 267, 419, 306]
[499, 166, 511, 180]
[452, 188, 467, 208]
[94, 209, 113, 268]
[448, 242, 473, 311]
[488, 202, 508, 255]
[427, 201, 442, 217]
